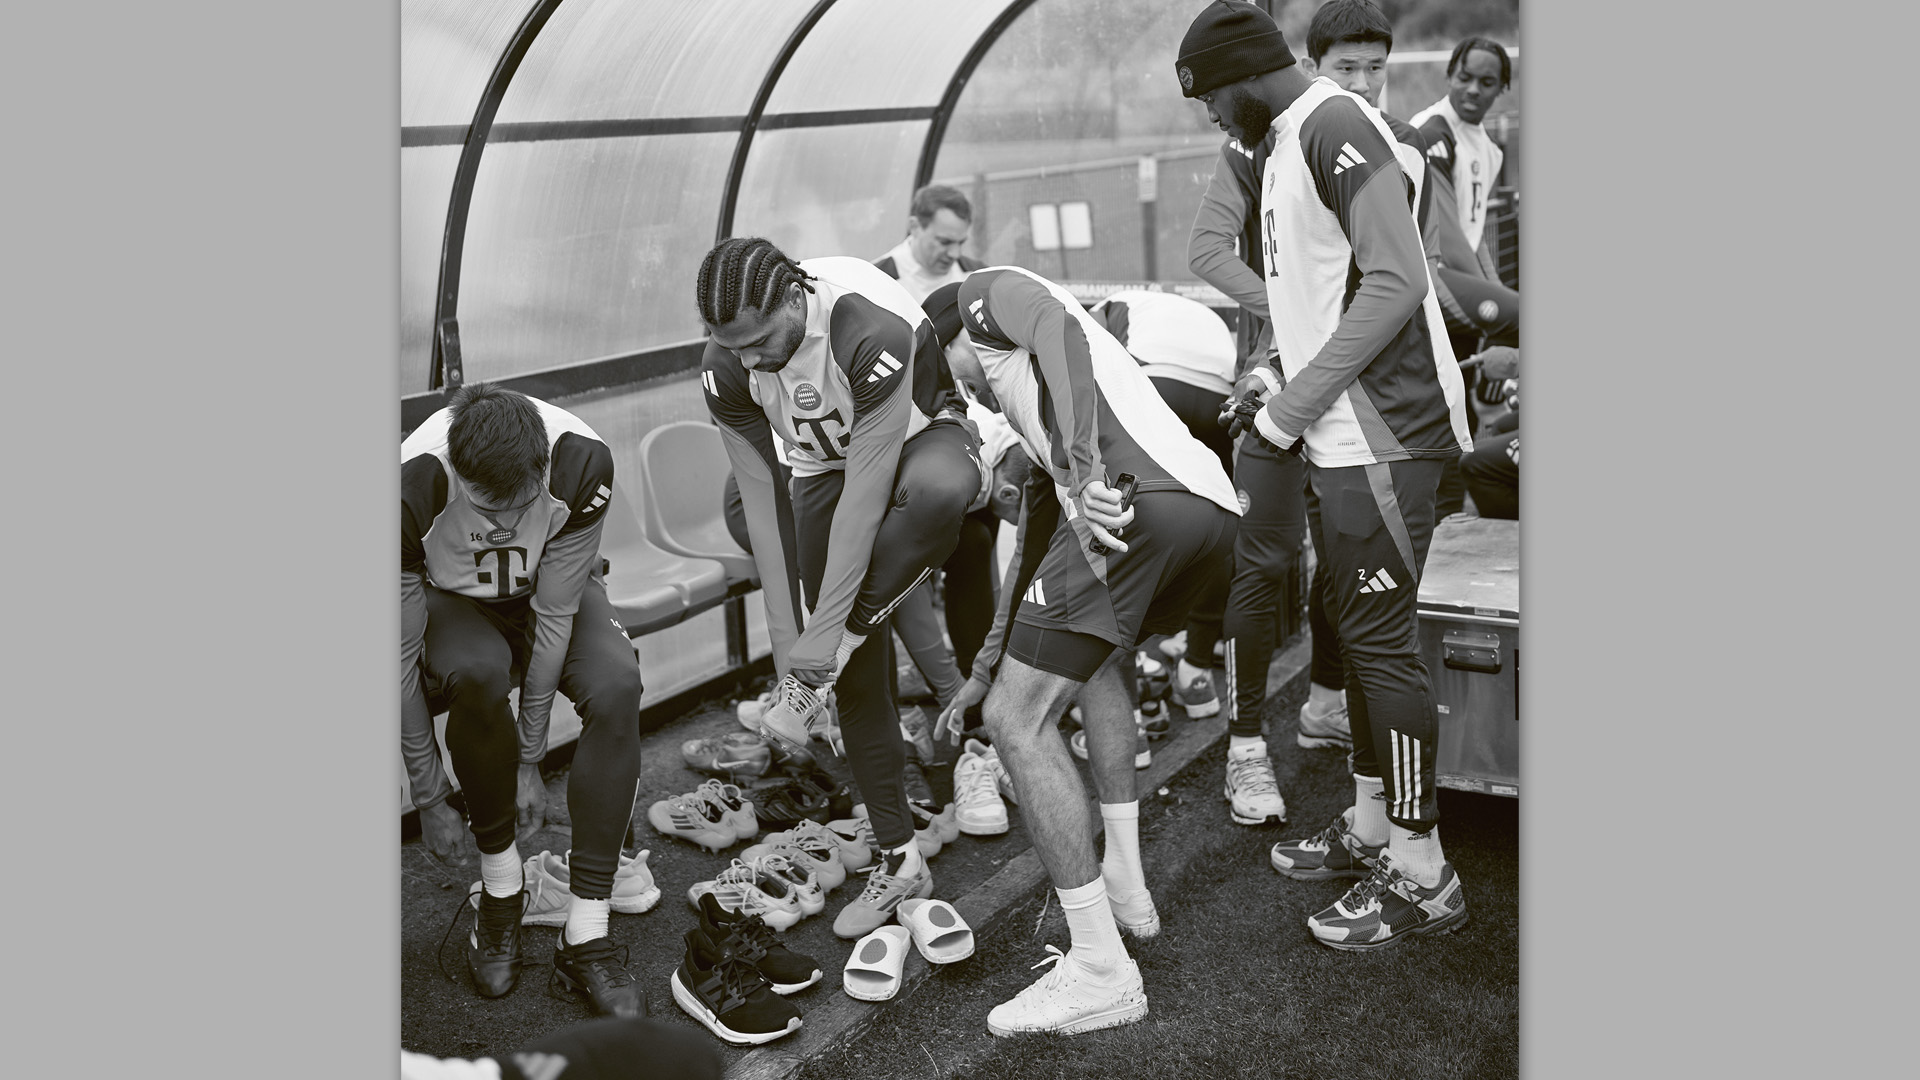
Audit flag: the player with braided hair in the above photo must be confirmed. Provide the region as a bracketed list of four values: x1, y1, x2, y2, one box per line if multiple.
[694, 237, 983, 938]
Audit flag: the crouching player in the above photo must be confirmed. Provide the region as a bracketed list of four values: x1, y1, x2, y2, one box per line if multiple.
[694, 238, 982, 939]
[403, 384, 646, 1017]
[926, 271, 1240, 1036]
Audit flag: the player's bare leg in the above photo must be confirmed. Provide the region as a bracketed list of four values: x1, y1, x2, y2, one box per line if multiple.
[1074, 651, 1157, 937]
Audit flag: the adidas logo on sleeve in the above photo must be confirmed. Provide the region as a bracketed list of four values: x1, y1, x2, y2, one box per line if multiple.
[1333, 142, 1367, 174]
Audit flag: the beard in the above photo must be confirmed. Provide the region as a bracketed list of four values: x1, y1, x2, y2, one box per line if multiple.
[1228, 88, 1274, 145]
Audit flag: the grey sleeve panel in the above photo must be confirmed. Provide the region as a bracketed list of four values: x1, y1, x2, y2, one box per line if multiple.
[401, 570, 452, 810]
[518, 514, 606, 762]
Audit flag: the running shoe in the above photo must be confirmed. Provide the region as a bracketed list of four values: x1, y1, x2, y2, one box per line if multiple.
[831, 851, 934, 940]
[1172, 662, 1220, 718]
[671, 927, 804, 1045]
[911, 801, 960, 846]
[902, 759, 937, 809]
[1106, 884, 1160, 939]
[486, 849, 660, 926]
[648, 791, 737, 852]
[1223, 741, 1287, 826]
[464, 887, 526, 998]
[745, 777, 834, 831]
[1135, 653, 1171, 703]
[750, 851, 826, 918]
[963, 737, 1018, 804]
[694, 779, 759, 842]
[550, 932, 645, 1018]
[1068, 726, 1151, 769]
[953, 745, 1010, 835]
[1269, 812, 1382, 881]
[740, 832, 847, 892]
[824, 817, 876, 870]
[1140, 698, 1171, 740]
[1297, 697, 1353, 750]
[681, 731, 774, 781]
[736, 690, 773, 734]
[759, 674, 838, 756]
[1156, 630, 1188, 662]
[687, 859, 805, 932]
[985, 947, 1148, 1037]
[694, 892, 822, 995]
[1306, 852, 1468, 951]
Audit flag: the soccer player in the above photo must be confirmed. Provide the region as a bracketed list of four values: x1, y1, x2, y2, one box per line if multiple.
[402, 383, 645, 1017]
[1178, 0, 1473, 950]
[1411, 36, 1518, 355]
[925, 269, 1241, 1036]
[694, 238, 983, 938]
[873, 184, 987, 304]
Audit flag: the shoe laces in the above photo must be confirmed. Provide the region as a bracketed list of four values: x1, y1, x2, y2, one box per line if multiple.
[956, 754, 1002, 806]
[1017, 945, 1075, 1001]
[854, 863, 911, 905]
[1341, 857, 1402, 911]
[1227, 753, 1280, 798]
[437, 887, 527, 982]
[697, 778, 748, 813]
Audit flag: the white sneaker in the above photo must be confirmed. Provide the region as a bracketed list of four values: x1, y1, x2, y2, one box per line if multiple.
[760, 675, 838, 756]
[1297, 697, 1352, 750]
[1105, 882, 1160, 939]
[953, 746, 1010, 835]
[963, 737, 1018, 804]
[986, 947, 1148, 1037]
[1069, 727, 1150, 769]
[1224, 741, 1287, 826]
[737, 690, 774, 733]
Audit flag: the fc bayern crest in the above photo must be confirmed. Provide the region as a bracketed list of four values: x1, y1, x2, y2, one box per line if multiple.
[794, 383, 821, 410]
[1178, 66, 1194, 91]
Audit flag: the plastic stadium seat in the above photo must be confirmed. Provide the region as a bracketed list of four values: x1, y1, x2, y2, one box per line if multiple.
[636, 421, 758, 584]
[598, 474, 728, 636]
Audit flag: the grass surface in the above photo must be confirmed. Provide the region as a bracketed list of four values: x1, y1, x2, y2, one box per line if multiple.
[797, 701, 1519, 1080]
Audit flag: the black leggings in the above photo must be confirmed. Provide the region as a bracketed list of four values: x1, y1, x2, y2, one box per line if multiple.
[1149, 377, 1234, 663]
[944, 509, 1000, 678]
[424, 579, 644, 900]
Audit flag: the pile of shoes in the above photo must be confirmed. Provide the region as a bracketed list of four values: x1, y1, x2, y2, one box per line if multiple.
[648, 779, 758, 852]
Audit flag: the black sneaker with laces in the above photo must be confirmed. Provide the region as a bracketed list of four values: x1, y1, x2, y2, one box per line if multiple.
[696, 892, 823, 994]
[551, 932, 646, 1018]
[671, 927, 804, 1045]
[466, 888, 526, 998]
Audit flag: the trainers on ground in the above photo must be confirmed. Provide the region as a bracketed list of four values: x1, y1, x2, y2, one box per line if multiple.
[1068, 727, 1150, 769]
[1135, 653, 1171, 702]
[741, 832, 847, 892]
[902, 759, 937, 808]
[963, 737, 1018, 804]
[986, 947, 1148, 1037]
[1140, 699, 1171, 739]
[1297, 698, 1353, 750]
[695, 892, 822, 995]
[1223, 741, 1287, 826]
[1106, 884, 1160, 939]
[465, 887, 527, 998]
[953, 746, 1010, 835]
[911, 801, 960, 846]
[671, 927, 804, 1044]
[899, 706, 938, 762]
[1306, 852, 1468, 951]
[1156, 630, 1188, 662]
[688, 859, 805, 931]
[760, 674, 837, 756]
[1269, 814, 1382, 881]
[694, 779, 759, 841]
[648, 792, 737, 852]
[503, 849, 660, 925]
[1172, 664, 1220, 718]
[736, 690, 774, 734]
[550, 932, 645, 1018]
[832, 857, 935, 939]
[682, 731, 774, 780]
[824, 818, 876, 870]
[750, 852, 826, 918]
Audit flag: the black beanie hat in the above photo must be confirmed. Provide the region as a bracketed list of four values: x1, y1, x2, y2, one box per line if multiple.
[1176, 0, 1295, 99]
[923, 282, 965, 350]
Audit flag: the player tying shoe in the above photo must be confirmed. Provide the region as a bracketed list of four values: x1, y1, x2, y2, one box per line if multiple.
[695, 238, 982, 941]
[1179, 1, 1473, 950]
[926, 269, 1240, 1036]
[403, 384, 646, 1017]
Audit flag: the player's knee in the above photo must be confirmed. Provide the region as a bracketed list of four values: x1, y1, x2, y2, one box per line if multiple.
[442, 662, 513, 706]
[580, 663, 645, 731]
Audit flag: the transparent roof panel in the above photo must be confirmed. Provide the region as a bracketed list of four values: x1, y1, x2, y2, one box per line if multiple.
[457, 133, 737, 382]
[400, 146, 463, 393]
[762, 0, 1017, 115]
[495, 0, 808, 124]
[401, 0, 543, 128]
[732, 122, 929, 263]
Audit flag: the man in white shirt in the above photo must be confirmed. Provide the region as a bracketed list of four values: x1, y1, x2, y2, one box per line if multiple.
[873, 184, 986, 304]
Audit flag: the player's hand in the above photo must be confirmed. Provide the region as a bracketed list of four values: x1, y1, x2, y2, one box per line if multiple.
[1467, 345, 1519, 382]
[789, 664, 837, 691]
[936, 676, 990, 746]
[419, 800, 469, 866]
[515, 763, 547, 844]
[1080, 479, 1134, 553]
[1219, 367, 1279, 437]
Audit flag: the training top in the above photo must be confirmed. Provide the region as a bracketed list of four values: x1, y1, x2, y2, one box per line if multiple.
[1411, 96, 1504, 252]
[702, 256, 967, 675]
[1088, 289, 1237, 397]
[399, 397, 615, 808]
[956, 266, 1241, 569]
[1252, 78, 1470, 468]
[873, 238, 986, 305]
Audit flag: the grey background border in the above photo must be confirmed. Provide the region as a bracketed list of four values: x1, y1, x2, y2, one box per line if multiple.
[7, 0, 1908, 1076]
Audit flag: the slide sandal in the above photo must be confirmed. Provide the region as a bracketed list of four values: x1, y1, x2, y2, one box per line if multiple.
[843, 925, 913, 1001]
[896, 898, 974, 964]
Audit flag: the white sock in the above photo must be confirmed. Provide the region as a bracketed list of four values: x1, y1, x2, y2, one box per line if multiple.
[1056, 878, 1126, 974]
[1307, 682, 1345, 712]
[1177, 658, 1207, 685]
[1098, 801, 1144, 896]
[1228, 734, 1265, 754]
[1350, 775, 1389, 847]
[481, 844, 523, 898]
[887, 840, 925, 880]
[564, 897, 611, 945]
[833, 629, 867, 673]
[1389, 822, 1446, 888]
